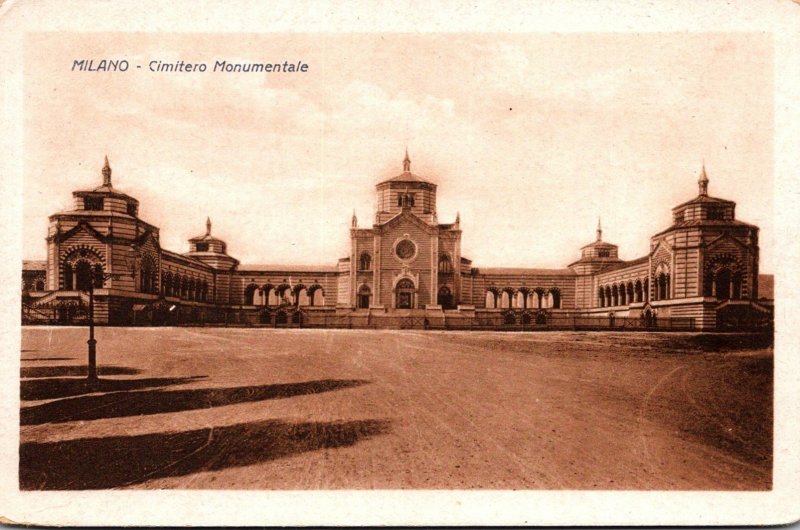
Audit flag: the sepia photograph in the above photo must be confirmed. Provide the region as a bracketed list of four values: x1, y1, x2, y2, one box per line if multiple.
[2, 0, 799, 526]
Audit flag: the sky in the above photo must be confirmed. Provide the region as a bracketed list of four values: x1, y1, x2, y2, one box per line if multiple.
[23, 32, 774, 272]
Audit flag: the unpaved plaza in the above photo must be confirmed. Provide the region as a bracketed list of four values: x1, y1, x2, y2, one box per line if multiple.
[19, 328, 772, 490]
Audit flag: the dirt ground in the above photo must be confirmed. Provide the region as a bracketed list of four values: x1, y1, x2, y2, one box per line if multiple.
[19, 327, 772, 490]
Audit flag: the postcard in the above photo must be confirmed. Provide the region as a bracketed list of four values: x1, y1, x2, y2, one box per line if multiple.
[1, 0, 798, 526]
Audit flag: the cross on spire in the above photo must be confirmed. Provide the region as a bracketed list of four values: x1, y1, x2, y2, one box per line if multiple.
[403, 147, 411, 172]
[596, 217, 602, 242]
[101, 155, 112, 187]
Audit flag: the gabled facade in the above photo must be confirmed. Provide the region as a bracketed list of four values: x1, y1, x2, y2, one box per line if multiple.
[21, 154, 772, 330]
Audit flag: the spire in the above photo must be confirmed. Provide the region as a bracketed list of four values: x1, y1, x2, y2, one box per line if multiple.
[101, 155, 112, 187]
[351, 209, 358, 228]
[596, 217, 602, 242]
[403, 147, 411, 172]
[206, 217, 212, 236]
[455, 211, 461, 225]
[698, 162, 709, 196]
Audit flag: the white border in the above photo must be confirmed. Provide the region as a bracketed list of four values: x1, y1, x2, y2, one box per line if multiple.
[1, 0, 798, 526]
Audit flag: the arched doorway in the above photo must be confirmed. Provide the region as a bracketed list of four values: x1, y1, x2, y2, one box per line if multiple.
[395, 278, 415, 309]
[357, 285, 371, 309]
[275, 311, 288, 326]
[75, 261, 93, 291]
[437, 286, 454, 309]
[715, 268, 732, 300]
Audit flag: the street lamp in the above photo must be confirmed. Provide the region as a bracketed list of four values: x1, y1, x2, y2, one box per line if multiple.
[85, 245, 140, 384]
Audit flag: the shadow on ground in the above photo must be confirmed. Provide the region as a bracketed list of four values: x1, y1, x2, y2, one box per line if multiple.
[21, 365, 141, 379]
[20, 417, 391, 489]
[21, 379, 370, 425]
[663, 332, 774, 352]
[21, 375, 205, 402]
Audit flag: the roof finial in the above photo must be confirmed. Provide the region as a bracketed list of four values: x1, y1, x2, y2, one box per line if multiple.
[403, 147, 411, 172]
[206, 216, 212, 236]
[698, 161, 709, 196]
[596, 217, 602, 241]
[351, 209, 358, 228]
[102, 155, 112, 187]
[455, 211, 461, 225]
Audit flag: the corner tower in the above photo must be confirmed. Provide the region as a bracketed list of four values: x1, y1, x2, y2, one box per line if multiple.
[648, 165, 760, 328]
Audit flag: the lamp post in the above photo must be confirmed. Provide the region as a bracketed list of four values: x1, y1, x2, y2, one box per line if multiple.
[85, 245, 140, 384]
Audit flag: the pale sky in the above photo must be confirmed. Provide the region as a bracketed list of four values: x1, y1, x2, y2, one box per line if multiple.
[23, 32, 774, 272]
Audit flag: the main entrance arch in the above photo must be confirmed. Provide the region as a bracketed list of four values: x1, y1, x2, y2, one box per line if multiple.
[395, 278, 416, 309]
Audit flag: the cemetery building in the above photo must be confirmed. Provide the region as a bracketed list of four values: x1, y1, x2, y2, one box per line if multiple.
[21, 153, 773, 330]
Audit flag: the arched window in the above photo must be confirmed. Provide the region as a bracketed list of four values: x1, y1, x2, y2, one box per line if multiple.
[598, 286, 606, 307]
[358, 252, 372, 271]
[542, 291, 552, 309]
[485, 290, 497, 309]
[634, 280, 643, 303]
[75, 261, 93, 291]
[500, 290, 512, 309]
[643, 279, 649, 302]
[626, 283, 634, 304]
[357, 284, 371, 309]
[268, 287, 280, 306]
[438, 254, 452, 274]
[657, 273, 668, 300]
[550, 288, 561, 309]
[611, 284, 619, 306]
[139, 255, 157, 293]
[296, 287, 310, 306]
[619, 284, 627, 305]
[202, 281, 209, 302]
[244, 284, 258, 305]
[534, 289, 544, 308]
[309, 285, 324, 306]
[604, 286, 612, 306]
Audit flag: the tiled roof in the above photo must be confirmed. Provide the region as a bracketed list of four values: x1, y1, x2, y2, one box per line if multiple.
[478, 267, 575, 276]
[598, 255, 650, 273]
[22, 260, 46, 271]
[672, 194, 734, 210]
[379, 171, 432, 184]
[239, 264, 339, 273]
[652, 218, 757, 238]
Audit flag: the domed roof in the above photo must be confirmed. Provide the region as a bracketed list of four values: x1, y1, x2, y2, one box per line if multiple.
[377, 149, 434, 185]
[189, 217, 225, 242]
